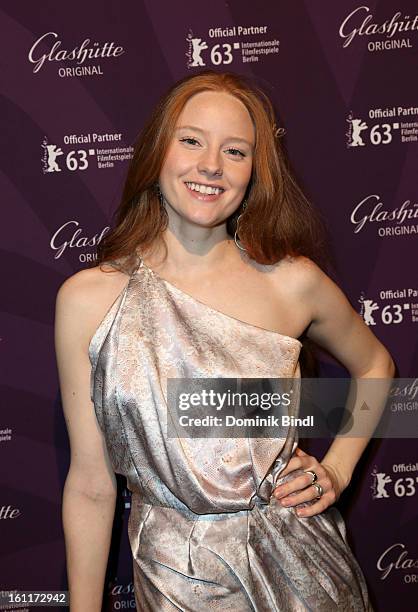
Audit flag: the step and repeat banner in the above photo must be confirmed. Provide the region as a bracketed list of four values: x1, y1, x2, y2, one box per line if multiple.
[1, 1, 417, 610]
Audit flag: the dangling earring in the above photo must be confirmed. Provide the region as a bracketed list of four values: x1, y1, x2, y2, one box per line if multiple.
[155, 183, 168, 217]
[155, 183, 164, 206]
[234, 199, 247, 252]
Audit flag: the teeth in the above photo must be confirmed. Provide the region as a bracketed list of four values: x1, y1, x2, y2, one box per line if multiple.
[186, 182, 223, 195]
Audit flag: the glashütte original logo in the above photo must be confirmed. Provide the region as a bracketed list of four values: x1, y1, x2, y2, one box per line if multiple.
[50, 220, 110, 261]
[350, 194, 418, 236]
[28, 32, 125, 77]
[377, 543, 418, 581]
[339, 5, 418, 51]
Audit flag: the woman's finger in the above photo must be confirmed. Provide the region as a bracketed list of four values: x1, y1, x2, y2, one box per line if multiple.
[279, 448, 314, 478]
[275, 466, 331, 500]
[296, 497, 329, 517]
[274, 470, 320, 500]
[274, 455, 335, 506]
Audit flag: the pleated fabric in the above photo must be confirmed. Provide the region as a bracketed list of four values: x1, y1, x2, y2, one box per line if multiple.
[89, 253, 373, 611]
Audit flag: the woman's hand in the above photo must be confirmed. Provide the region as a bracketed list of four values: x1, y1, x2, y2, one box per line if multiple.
[272, 447, 349, 518]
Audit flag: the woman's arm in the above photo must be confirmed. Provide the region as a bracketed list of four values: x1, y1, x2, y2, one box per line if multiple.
[55, 273, 118, 612]
[300, 257, 395, 488]
[272, 256, 395, 516]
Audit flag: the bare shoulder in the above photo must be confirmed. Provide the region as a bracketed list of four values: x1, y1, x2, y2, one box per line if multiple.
[271, 254, 355, 324]
[55, 263, 130, 351]
[274, 255, 394, 372]
[270, 254, 324, 296]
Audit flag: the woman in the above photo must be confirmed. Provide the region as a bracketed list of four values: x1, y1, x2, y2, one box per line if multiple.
[55, 70, 394, 611]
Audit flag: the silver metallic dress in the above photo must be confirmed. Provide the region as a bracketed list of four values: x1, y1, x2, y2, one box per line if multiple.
[89, 253, 372, 611]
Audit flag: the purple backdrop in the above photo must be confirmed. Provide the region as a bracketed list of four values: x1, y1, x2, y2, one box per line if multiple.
[1, 1, 417, 610]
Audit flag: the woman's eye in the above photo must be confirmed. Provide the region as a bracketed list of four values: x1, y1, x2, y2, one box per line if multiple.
[226, 148, 246, 158]
[180, 137, 199, 146]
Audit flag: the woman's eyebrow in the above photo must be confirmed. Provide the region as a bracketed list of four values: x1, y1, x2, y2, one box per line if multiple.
[176, 125, 253, 148]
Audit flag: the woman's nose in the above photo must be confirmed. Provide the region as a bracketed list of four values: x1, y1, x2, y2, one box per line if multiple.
[197, 147, 223, 177]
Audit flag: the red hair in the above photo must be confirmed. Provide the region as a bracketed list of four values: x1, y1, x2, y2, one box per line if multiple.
[94, 70, 329, 273]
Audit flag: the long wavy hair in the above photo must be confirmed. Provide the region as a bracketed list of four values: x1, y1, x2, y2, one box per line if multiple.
[93, 70, 332, 375]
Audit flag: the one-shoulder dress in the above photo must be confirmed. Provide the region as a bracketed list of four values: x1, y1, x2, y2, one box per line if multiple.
[88, 253, 373, 611]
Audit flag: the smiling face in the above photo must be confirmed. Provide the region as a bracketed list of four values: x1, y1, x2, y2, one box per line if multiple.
[158, 90, 255, 230]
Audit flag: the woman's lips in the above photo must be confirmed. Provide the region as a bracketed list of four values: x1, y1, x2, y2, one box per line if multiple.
[184, 182, 224, 201]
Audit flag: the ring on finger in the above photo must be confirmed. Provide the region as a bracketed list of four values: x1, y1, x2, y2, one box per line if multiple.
[304, 470, 318, 485]
[312, 483, 323, 499]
